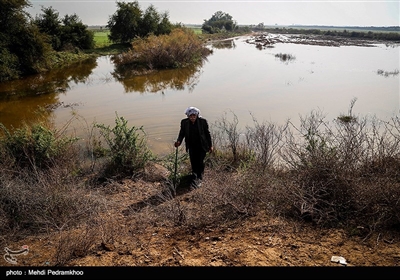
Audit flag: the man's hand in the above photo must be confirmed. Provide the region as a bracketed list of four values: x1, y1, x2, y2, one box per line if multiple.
[174, 141, 180, 148]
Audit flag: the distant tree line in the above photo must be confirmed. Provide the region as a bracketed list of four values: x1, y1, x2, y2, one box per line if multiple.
[289, 25, 400, 32]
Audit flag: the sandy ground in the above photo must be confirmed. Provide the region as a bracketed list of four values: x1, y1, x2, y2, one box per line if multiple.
[2, 172, 399, 272]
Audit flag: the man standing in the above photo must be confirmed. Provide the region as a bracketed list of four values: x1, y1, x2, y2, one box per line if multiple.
[174, 106, 213, 188]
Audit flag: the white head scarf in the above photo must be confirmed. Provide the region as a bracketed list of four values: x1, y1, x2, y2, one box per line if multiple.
[185, 106, 201, 117]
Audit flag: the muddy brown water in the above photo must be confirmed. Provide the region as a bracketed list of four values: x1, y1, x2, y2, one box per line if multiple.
[0, 34, 398, 155]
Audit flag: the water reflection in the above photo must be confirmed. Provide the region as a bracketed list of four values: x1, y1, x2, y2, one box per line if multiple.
[0, 58, 97, 129]
[112, 63, 204, 93]
[0, 57, 97, 100]
[210, 39, 236, 50]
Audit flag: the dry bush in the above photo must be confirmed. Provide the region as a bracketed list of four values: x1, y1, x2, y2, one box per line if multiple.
[152, 109, 400, 232]
[176, 168, 290, 228]
[114, 27, 212, 69]
[278, 107, 400, 230]
[351, 178, 400, 235]
[244, 114, 288, 171]
[53, 211, 129, 266]
[211, 111, 255, 171]
[0, 166, 106, 241]
[53, 224, 99, 266]
[124, 169, 254, 230]
[157, 169, 262, 229]
[123, 179, 187, 229]
[150, 195, 188, 227]
[279, 110, 361, 226]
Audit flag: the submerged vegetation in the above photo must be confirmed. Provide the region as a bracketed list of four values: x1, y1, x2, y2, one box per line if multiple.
[275, 53, 296, 62]
[377, 69, 400, 77]
[251, 26, 400, 42]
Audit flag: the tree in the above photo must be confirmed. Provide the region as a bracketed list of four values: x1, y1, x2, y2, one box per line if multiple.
[156, 11, 173, 36]
[0, 0, 51, 82]
[201, 11, 237, 34]
[60, 14, 94, 50]
[107, 1, 172, 44]
[107, 1, 143, 44]
[139, 4, 160, 37]
[34, 6, 94, 51]
[33, 6, 62, 50]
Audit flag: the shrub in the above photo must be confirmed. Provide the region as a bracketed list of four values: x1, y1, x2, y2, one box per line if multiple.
[94, 113, 153, 178]
[279, 108, 400, 229]
[0, 122, 78, 171]
[113, 27, 212, 70]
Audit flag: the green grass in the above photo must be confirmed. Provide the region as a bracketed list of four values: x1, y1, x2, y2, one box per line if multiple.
[93, 31, 111, 48]
[191, 27, 202, 35]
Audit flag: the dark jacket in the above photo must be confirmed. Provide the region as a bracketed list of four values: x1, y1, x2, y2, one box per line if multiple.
[177, 117, 212, 153]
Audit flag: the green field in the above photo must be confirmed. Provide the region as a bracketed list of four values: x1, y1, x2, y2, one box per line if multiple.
[92, 27, 203, 48]
[93, 31, 111, 48]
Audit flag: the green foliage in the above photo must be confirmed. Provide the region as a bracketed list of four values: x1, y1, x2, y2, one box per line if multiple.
[0, 122, 78, 170]
[94, 113, 153, 178]
[0, 48, 20, 81]
[107, 1, 142, 44]
[161, 147, 190, 188]
[60, 14, 95, 50]
[113, 27, 212, 70]
[33, 6, 62, 50]
[0, 1, 94, 81]
[140, 4, 160, 36]
[0, 0, 52, 81]
[93, 31, 111, 47]
[34, 7, 95, 51]
[156, 11, 173, 36]
[107, 1, 172, 44]
[202, 11, 237, 34]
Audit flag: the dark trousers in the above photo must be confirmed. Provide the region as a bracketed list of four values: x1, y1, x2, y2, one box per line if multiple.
[188, 147, 206, 180]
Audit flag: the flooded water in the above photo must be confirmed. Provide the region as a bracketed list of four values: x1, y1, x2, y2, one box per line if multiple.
[0, 35, 399, 155]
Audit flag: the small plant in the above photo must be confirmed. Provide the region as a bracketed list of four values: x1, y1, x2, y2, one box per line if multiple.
[337, 97, 358, 124]
[94, 112, 153, 178]
[0, 122, 78, 170]
[159, 146, 190, 195]
[337, 115, 356, 123]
